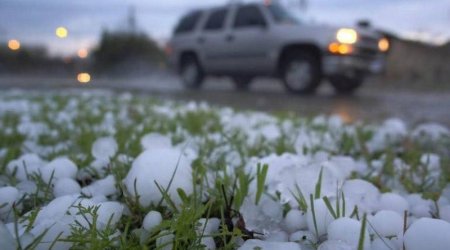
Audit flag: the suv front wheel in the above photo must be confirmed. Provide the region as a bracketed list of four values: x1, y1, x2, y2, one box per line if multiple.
[281, 52, 321, 94]
[180, 55, 204, 89]
[329, 75, 363, 94]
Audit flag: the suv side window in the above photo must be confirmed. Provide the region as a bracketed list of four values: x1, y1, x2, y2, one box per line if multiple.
[204, 8, 228, 31]
[233, 5, 266, 28]
[174, 11, 202, 34]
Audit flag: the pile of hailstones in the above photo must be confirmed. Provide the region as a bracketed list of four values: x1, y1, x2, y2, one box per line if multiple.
[1, 132, 450, 250]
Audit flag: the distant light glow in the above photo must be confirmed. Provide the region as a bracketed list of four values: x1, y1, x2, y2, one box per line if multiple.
[63, 57, 72, 64]
[77, 73, 91, 84]
[378, 38, 390, 52]
[8, 39, 21, 50]
[164, 43, 173, 56]
[56, 27, 68, 38]
[77, 48, 89, 58]
[333, 101, 355, 124]
[336, 28, 358, 44]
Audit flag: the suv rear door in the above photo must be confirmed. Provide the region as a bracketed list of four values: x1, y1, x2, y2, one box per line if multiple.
[198, 7, 231, 74]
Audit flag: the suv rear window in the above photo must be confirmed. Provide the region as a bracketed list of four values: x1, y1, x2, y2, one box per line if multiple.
[204, 8, 228, 31]
[234, 5, 266, 28]
[174, 11, 202, 34]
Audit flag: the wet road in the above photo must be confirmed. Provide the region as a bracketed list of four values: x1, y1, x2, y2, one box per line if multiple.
[1, 75, 449, 126]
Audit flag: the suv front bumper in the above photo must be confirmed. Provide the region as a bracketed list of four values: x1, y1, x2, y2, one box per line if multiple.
[323, 55, 385, 77]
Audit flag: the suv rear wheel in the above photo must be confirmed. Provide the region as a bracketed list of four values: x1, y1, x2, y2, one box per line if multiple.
[329, 75, 363, 94]
[180, 55, 204, 89]
[281, 52, 321, 94]
[232, 76, 253, 91]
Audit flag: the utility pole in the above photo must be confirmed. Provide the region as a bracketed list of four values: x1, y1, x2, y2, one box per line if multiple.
[299, 0, 308, 12]
[127, 5, 137, 34]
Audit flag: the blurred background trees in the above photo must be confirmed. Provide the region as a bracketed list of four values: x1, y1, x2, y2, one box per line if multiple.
[92, 6, 166, 76]
[0, 45, 75, 75]
[92, 30, 166, 76]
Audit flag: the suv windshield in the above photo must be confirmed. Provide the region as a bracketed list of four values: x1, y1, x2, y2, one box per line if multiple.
[266, 3, 301, 24]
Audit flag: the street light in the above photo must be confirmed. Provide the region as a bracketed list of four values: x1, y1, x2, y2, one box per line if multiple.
[56, 27, 68, 38]
[77, 73, 91, 84]
[8, 39, 20, 51]
[77, 48, 88, 59]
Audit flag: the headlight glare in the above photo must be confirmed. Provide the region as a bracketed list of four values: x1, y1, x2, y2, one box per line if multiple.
[336, 28, 358, 44]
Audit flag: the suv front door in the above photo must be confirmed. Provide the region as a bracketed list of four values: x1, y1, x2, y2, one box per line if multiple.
[226, 4, 272, 74]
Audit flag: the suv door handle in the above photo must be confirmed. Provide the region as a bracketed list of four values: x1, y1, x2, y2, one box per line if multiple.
[225, 34, 234, 42]
[197, 37, 206, 44]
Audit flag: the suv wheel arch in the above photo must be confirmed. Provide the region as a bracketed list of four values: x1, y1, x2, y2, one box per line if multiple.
[278, 44, 323, 94]
[179, 51, 201, 72]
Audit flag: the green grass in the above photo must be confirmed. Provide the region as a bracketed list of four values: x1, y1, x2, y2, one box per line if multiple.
[0, 91, 449, 249]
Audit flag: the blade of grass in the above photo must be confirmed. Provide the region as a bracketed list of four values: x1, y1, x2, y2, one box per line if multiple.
[350, 205, 360, 220]
[156, 151, 184, 208]
[309, 194, 319, 238]
[357, 213, 367, 250]
[255, 163, 268, 205]
[315, 168, 324, 199]
[155, 181, 178, 213]
[342, 192, 346, 217]
[336, 188, 340, 218]
[403, 210, 408, 250]
[323, 196, 337, 219]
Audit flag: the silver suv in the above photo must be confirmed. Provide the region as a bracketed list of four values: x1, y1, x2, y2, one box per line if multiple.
[167, 2, 389, 94]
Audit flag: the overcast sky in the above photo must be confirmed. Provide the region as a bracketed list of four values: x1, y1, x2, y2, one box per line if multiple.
[1, 0, 449, 55]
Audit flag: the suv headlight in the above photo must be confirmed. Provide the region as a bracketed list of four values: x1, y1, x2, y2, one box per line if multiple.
[336, 28, 358, 44]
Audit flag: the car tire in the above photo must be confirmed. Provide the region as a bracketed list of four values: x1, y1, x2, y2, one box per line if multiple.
[329, 75, 363, 94]
[233, 76, 253, 91]
[180, 55, 204, 89]
[281, 52, 321, 94]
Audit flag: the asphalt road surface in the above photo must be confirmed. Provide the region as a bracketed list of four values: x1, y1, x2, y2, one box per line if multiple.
[1, 74, 449, 127]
